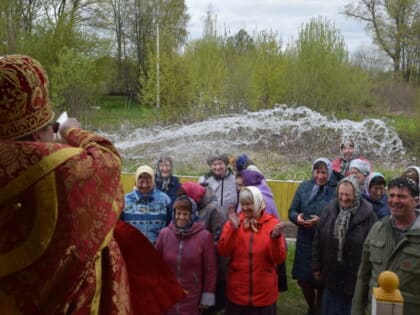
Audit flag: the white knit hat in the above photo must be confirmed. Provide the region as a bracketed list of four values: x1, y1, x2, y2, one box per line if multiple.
[135, 165, 155, 183]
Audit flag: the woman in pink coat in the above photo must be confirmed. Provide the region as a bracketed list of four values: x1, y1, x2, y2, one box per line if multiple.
[156, 196, 217, 315]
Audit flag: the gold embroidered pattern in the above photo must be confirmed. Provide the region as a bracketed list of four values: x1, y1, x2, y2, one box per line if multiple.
[0, 147, 82, 277]
[0, 55, 54, 140]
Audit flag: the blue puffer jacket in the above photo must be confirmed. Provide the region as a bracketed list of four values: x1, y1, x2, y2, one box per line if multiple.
[362, 193, 390, 219]
[288, 179, 336, 282]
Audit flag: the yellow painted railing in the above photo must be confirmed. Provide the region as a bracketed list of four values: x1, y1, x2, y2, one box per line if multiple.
[121, 173, 301, 221]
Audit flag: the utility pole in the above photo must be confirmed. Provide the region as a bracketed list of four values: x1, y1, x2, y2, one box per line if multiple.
[156, 0, 160, 109]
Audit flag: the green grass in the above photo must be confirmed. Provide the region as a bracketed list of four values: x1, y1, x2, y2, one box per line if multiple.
[387, 114, 420, 158]
[85, 96, 157, 130]
[277, 242, 307, 314]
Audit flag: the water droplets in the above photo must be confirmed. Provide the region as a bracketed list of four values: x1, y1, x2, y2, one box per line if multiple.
[101, 105, 406, 168]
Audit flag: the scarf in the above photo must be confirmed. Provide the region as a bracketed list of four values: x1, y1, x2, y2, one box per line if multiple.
[334, 177, 361, 263]
[242, 186, 265, 232]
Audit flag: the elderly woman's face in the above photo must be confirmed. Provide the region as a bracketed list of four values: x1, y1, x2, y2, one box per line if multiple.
[159, 160, 172, 177]
[313, 166, 329, 186]
[369, 184, 385, 201]
[342, 144, 354, 160]
[136, 174, 154, 194]
[211, 160, 227, 177]
[338, 182, 355, 209]
[349, 168, 366, 185]
[240, 200, 254, 219]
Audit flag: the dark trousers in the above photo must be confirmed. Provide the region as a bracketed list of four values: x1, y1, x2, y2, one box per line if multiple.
[321, 288, 352, 315]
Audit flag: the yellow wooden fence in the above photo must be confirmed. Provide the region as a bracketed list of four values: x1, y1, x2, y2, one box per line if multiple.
[121, 173, 301, 221]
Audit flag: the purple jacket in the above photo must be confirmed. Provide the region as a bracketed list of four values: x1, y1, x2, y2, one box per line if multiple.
[156, 221, 217, 315]
[239, 169, 279, 218]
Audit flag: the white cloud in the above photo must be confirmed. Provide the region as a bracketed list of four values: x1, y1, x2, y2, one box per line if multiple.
[185, 0, 372, 53]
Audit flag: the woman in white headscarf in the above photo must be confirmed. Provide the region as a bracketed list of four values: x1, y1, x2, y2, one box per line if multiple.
[218, 186, 286, 315]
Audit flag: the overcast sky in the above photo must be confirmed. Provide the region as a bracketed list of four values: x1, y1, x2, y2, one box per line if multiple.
[184, 0, 372, 53]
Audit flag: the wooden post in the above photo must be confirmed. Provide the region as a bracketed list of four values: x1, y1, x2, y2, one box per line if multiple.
[371, 271, 403, 315]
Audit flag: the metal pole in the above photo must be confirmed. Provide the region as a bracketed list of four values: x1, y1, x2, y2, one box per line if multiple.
[156, 1, 160, 109]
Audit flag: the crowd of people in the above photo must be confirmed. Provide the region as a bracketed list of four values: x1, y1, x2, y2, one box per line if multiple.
[1, 54, 419, 315]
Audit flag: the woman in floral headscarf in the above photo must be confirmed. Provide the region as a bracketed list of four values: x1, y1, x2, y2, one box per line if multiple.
[218, 186, 286, 315]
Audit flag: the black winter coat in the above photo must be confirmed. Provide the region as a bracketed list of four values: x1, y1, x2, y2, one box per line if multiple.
[312, 198, 377, 297]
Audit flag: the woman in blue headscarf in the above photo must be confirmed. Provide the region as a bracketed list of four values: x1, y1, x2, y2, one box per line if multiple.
[156, 196, 217, 315]
[288, 158, 337, 315]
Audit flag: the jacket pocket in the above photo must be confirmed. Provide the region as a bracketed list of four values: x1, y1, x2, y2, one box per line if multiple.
[369, 239, 385, 265]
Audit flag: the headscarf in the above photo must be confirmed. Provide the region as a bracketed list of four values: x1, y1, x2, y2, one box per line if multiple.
[240, 186, 265, 232]
[181, 181, 206, 204]
[172, 195, 199, 232]
[334, 176, 361, 263]
[155, 156, 173, 192]
[340, 139, 360, 161]
[235, 154, 263, 174]
[135, 165, 154, 186]
[236, 154, 252, 172]
[240, 170, 278, 218]
[349, 159, 371, 176]
[309, 158, 332, 202]
[404, 166, 420, 195]
[364, 172, 386, 199]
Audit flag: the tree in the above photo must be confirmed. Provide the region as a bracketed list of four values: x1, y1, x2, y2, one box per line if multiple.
[0, 0, 42, 53]
[285, 17, 372, 112]
[344, 0, 420, 83]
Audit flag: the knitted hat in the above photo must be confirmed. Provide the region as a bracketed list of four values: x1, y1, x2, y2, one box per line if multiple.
[236, 154, 250, 172]
[135, 165, 155, 183]
[0, 55, 55, 140]
[349, 159, 371, 176]
[181, 181, 206, 204]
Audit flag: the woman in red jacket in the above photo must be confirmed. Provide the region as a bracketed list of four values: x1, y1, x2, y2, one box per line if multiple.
[218, 186, 287, 315]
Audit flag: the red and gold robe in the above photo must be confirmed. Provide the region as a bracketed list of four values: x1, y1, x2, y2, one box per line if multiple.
[0, 129, 130, 314]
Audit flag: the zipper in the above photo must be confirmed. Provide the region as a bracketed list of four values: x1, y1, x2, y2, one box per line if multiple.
[221, 178, 224, 207]
[176, 238, 184, 314]
[248, 231, 254, 306]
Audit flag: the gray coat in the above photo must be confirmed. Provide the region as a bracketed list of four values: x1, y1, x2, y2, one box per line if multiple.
[199, 169, 237, 213]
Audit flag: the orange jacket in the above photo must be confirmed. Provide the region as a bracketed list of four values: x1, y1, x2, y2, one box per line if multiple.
[217, 212, 286, 306]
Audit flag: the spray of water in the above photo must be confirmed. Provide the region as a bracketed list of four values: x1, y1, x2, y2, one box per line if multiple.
[101, 105, 406, 176]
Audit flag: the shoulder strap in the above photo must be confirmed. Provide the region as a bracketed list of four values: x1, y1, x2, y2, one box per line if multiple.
[0, 147, 82, 205]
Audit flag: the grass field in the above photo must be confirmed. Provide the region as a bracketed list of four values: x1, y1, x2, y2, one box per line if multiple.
[277, 242, 307, 314]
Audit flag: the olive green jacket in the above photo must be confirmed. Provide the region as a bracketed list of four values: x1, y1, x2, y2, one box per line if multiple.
[351, 210, 420, 315]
